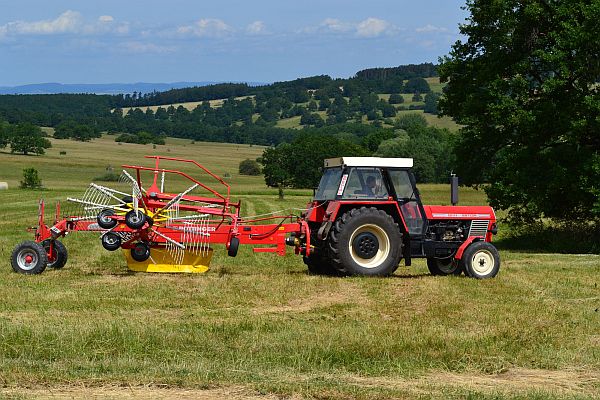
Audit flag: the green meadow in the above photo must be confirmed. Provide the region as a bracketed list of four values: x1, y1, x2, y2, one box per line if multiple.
[0, 137, 598, 399]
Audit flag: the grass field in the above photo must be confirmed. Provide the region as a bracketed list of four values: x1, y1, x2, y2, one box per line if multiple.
[0, 137, 598, 399]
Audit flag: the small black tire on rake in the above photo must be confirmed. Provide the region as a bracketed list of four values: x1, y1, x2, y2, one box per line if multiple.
[131, 242, 151, 262]
[42, 239, 68, 269]
[102, 233, 122, 251]
[125, 210, 147, 230]
[97, 209, 118, 229]
[227, 237, 240, 257]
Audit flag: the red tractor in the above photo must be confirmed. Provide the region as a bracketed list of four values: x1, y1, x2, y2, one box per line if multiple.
[291, 157, 500, 278]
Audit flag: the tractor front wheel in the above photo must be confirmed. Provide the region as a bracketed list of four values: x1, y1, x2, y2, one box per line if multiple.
[329, 207, 402, 276]
[426, 257, 462, 276]
[462, 242, 500, 279]
[11, 241, 48, 274]
[41, 239, 68, 269]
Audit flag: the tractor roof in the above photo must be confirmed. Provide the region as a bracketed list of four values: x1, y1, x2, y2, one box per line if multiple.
[324, 157, 414, 168]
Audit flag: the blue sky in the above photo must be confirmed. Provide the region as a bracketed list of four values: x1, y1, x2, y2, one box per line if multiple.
[0, 0, 468, 86]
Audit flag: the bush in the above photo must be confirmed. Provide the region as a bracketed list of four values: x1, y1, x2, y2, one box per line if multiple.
[94, 172, 121, 182]
[388, 93, 404, 104]
[20, 168, 42, 189]
[239, 159, 261, 176]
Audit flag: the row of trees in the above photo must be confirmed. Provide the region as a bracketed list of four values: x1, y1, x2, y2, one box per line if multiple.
[115, 65, 436, 108]
[0, 119, 51, 155]
[259, 114, 456, 197]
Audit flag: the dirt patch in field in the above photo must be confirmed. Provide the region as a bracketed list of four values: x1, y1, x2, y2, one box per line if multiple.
[344, 367, 600, 396]
[0, 385, 293, 400]
[250, 284, 363, 315]
[2, 369, 598, 399]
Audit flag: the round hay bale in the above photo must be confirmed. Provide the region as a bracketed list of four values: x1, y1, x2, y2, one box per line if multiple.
[0, 182, 7, 190]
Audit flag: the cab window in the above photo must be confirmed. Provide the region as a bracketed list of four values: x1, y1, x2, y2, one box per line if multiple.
[388, 169, 425, 235]
[342, 168, 388, 199]
[314, 167, 343, 200]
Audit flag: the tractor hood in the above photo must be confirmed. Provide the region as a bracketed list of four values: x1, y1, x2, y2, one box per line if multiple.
[423, 205, 496, 221]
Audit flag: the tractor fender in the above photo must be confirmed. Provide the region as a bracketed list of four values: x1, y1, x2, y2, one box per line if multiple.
[317, 221, 332, 240]
[454, 237, 481, 261]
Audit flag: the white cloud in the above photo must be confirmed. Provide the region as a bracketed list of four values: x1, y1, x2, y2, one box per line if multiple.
[119, 41, 175, 54]
[246, 20, 267, 35]
[300, 17, 394, 38]
[0, 11, 129, 37]
[356, 17, 389, 38]
[5, 10, 82, 35]
[98, 15, 114, 23]
[320, 18, 353, 33]
[416, 24, 448, 33]
[177, 18, 233, 38]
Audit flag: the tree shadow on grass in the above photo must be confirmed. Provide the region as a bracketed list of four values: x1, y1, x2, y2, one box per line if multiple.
[495, 222, 600, 254]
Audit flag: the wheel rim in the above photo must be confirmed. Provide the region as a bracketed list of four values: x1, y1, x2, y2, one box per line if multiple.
[99, 210, 114, 224]
[471, 249, 495, 275]
[104, 235, 118, 245]
[17, 249, 38, 271]
[129, 211, 143, 224]
[349, 224, 390, 269]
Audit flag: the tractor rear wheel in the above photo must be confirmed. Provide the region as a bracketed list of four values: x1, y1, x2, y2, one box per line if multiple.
[328, 207, 402, 276]
[303, 253, 341, 276]
[41, 239, 68, 269]
[11, 241, 48, 274]
[426, 257, 462, 276]
[462, 242, 500, 279]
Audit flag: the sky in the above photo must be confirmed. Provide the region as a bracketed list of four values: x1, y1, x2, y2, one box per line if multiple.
[0, 0, 468, 86]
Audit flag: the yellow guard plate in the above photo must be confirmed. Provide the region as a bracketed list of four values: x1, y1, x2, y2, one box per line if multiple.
[122, 247, 212, 273]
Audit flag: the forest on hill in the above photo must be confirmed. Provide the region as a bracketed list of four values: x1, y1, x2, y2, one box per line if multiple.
[0, 63, 452, 182]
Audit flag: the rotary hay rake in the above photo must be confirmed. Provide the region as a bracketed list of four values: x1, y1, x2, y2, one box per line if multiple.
[11, 156, 306, 274]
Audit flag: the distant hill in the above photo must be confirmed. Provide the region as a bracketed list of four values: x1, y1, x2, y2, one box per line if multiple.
[0, 82, 267, 95]
[0, 63, 456, 149]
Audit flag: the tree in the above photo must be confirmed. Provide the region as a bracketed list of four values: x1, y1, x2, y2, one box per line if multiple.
[388, 93, 404, 104]
[376, 123, 455, 183]
[0, 119, 9, 149]
[259, 143, 294, 199]
[239, 159, 261, 176]
[9, 123, 51, 155]
[438, 0, 600, 223]
[424, 92, 440, 115]
[20, 167, 42, 189]
[260, 134, 368, 198]
[403, 78, 431, 94]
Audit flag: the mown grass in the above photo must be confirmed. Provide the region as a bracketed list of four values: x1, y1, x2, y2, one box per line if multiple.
[0, 138, 598, 399]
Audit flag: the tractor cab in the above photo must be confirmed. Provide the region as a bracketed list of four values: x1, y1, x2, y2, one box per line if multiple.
[312, 157, 426, 236]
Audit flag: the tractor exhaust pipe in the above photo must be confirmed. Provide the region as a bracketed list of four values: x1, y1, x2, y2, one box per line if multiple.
[450, 174, 459, 206]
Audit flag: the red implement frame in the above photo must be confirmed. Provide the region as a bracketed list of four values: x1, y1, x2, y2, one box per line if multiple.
[31, 156, 307, 258]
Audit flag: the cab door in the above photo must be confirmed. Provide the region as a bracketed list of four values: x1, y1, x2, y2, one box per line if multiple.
[386, 169, 426, 236]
